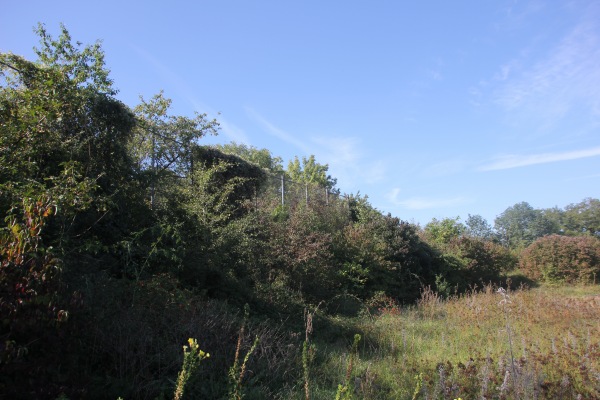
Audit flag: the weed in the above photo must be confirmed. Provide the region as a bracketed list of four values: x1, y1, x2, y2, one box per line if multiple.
[229, 305, 260, 400]
[335, 334, 361, 400]
[173, 338, 209, 400]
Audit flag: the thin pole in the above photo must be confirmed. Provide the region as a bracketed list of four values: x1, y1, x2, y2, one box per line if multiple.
[305, 184, 308, 204]
[150, 128, 156, 210]
[281, 175, 285, 206]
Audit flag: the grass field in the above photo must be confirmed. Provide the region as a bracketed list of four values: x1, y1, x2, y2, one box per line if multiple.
[283, 284, 600, 399]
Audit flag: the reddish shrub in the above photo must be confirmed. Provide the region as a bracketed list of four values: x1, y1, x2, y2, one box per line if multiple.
[520, 234, 600, 284]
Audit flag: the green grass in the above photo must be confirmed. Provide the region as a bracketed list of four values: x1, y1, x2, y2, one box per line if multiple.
[285, 284, 600, 399]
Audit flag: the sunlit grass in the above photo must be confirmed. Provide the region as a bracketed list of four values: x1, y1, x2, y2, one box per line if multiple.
[296, 284, 600, 399]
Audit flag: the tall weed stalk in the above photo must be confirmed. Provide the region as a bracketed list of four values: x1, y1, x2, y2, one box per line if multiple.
[229, 305, 259, 400]
[335, 333, 361, 400]
[173, 338, 210, 400]
[497, 287, 520, 399]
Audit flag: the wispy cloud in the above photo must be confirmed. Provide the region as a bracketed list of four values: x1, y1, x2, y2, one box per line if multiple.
[217, 118, 251, 144]
[497, 0, 546, 32]
[245, 107, 312, 153]
[130, 44, 229, 127]
[493, 5, 600, 126]
[131, 45, 198, 105]
[387, 188, 468, 210]
[311, 136, 386, 189]
[429, 69, 442, 81]
[480, 146, 600, 171]
[245, 108, 386, 190]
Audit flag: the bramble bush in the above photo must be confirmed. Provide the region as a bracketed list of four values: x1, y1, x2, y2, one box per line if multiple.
[520, 234, 600, 284]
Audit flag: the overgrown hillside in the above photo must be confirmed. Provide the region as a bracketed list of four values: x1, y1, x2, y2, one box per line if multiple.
[1, 25, 599, 399]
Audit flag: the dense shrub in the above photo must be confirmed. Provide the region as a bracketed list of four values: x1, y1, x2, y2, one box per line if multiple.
[423, 235, 517, 295]
[520, 234, 600, 284]
[335, 214, 440, 303]
[450, 236, 517, 283]
[266, 203, 338, 302]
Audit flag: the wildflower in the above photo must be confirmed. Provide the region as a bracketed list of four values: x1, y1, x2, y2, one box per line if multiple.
[499, 369, 511, 393]
[497, 287, 510, 305]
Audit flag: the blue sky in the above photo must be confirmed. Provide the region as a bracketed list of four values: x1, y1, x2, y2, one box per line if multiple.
[2, 1, 599, 226]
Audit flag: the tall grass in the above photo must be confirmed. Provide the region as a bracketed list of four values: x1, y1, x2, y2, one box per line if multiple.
[335, 284, 600, 399]
[154, 284, 600, 399]
[285, 284, 599, 399]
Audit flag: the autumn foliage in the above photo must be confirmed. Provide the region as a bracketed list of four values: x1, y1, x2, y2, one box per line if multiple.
[520, 234, 600, 284]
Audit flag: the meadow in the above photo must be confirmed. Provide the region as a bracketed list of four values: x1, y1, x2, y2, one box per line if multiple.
[266, 284, 600, 399]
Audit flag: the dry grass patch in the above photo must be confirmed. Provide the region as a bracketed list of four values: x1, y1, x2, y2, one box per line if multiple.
[349, 284, 600, 399]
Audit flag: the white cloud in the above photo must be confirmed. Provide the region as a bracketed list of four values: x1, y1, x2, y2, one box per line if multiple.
[217, 118, 251, 144]
[387, 188, 468, 210]
[311, 136, 360, 180]
[245, 107, 312, 153]
[312, 136, 360, 165]
[493, 7, 600, 125]
[480, 146, 600, 171]
[311, 136, 386, 189]
[245, 108, 387, 191]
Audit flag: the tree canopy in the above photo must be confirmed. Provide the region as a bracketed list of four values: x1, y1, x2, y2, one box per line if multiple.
[286, 155, 337, 189]
[494, 202, 558, 249]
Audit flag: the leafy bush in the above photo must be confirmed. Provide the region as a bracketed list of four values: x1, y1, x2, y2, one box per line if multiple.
[423, 235, 517, 295]
[450, 236, 516, 283]
[520, 234, 600, 284]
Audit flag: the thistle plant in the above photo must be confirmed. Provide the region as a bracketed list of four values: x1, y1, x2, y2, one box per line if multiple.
[174, 338, 210, 400]
[497, 287, 519, 399]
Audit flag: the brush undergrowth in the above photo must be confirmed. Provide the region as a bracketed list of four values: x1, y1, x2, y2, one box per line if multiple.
[114, 283, 600, 399]
[271, 283, 599, 399]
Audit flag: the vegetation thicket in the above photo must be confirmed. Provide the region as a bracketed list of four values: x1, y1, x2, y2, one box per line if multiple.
[1, 25, 599, 399]
[520, 234, 600, 284]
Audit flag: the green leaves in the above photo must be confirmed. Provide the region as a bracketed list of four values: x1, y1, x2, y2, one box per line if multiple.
[424, 217, 465, 245]
[494, 202, 560, 249]
[34, 23, 115, 94]
[132, 91, 220, 177]
[216, 141, 284, 174]
[287, 155, 337, 189]
[520, 235, 600, 284]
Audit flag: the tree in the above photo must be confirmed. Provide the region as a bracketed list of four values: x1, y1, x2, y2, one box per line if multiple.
[0, 23, 138, 251]
[214, 142, 284, 174]
[0, 24, 134, 187]
[446, 236, 517, 286]
[287, 155, 337, 189]
[0, 23, 145, 396]
[494, 202, 558, 249]
[423, 217, 465, 245]
[131, 91, 220, 207]
[33, 23, 114, 94]
[464, 214, 494, 240]
[563, 198, 600, 236]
